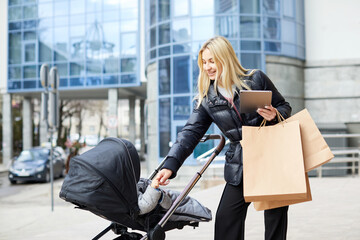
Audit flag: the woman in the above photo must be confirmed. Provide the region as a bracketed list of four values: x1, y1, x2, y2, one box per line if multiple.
[155, 36, 291, 240]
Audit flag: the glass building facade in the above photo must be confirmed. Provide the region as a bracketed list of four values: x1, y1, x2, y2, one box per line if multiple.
[145, 0, 305, 162]
[7, 0, 140, 92]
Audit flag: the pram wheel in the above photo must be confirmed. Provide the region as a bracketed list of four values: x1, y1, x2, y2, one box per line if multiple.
[148, 225, 165, 240]
[113, 232, 143, 240]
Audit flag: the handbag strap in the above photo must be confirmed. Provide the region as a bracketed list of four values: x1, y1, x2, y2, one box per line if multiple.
[259, 109, 286, 129]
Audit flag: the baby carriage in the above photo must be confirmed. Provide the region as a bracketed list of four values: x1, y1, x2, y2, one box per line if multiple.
[59, 134, 225, 240]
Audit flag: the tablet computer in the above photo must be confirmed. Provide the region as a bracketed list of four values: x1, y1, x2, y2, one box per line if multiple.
[239, 90, 272, 113]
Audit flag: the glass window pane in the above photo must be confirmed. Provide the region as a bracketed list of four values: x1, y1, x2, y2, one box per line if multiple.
[173, 0, 188, 17]
[70, 25, 85, 60]
[38, 27, 53, 62]
[159, 98, 171, 157]
[8, 67, 21, 80]
[9, 33, 21, 64]
[240, 0, 259, 14]
[241, 41, 261, 50]
[215, 0, 237, 14]
[54, 16, 69, 27]
[23, 5, 37, 19]
[8, 7, 22, 21]
[150, 27, 156, 48]
[8, 81, 21, 90]
[296, 0, 304, 22]
[121, 74, 136, 84]
[174, 97, 190, 120]
[25, 43, 36, 62]
[193, 57, 199, 94]
[23, 20, 37, 29]
[121, 19, 138, 32]
[9, 22, 22, 30]
[55, 63, 68, 77]
[121, 33, 137, 55]
[60, 78, 68, 87]
[86, 60, 102, 74]
[150, 49, 156, 59]
[23, 66, 36, 79]
[38, 18, 52, 29]
[103, 75, 119, 85]
[297, 23, 305, 46]
[87, 12, 102, 25]
[86, 76, 101, 86]
[54, 27, 69, 61]
[216, 16, 238, 38]
[240, 53, 261, 69]
[240, 16, 260, 38]
[191, 0, 214, 16]
[103, 11, 120, 22]
[150, 0, 156, 25]
[263, 0, 280, 15]
[38, 2, 53, 18]
[120, 7, 138, 20]
[86, 0, 101, 12]
[159, 23, 170, 45]
[263, 17, 280, 40]
[104, 58, 120, 73]
[104, 0, 120, 11]
[70, 77, 84, 86]
[173, 43, 190, 54]
[54, 1, 69, 16]
[103, 21, 120, 53]
[284, 0, 295, 17]
[70, 62, 85, 76]
[264, 41, 281, 52]
[24, 31, 36, 40]
[159, 58, 170, 95]
[70, 0, 85, 15]
[159, 46, 170, 56]
[121, 58, 136, 72]
[172, 19, 190, 43]
[192, 17, 214, 41]
[173, 56, 190, 94]
[70, 14, 85, 25]
[23, 80, 37, 89]
[282, 19, 296, 43]
[9, 0, 21, 6]
[282, 43, 296, 56]
[158, 0, 170, 21]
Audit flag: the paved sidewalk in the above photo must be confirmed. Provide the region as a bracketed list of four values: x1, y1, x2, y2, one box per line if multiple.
[0, 177, 359, 240]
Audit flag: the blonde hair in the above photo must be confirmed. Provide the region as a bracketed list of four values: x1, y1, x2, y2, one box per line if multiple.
[196, 36, 254, 107]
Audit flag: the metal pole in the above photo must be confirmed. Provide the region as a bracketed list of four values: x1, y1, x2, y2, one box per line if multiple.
[49, 128, 54, 211]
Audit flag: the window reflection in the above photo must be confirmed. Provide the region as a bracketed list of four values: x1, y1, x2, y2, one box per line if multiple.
[70, 0, 85, 15]
[192, 17, 214, 41]
[25, 43, 36, 62]
[8, 67, 21, 80]
[54, 27, 69, 61]
[159, 58, 170, 95]
[9, 32, 21, 64]
[38, 3, 53, 18]
[23, 5, 37, 19]
[191, 0, 214, 16]
[173, 56, 190, 94]
[173, 0, 188, 17]
[121, 33, 137, 55]
[263, 17, 280, 40]
[240, 16, 260, 38]
[159, 23, 170, 45]
[282, 20, 295, 43]
[216, 16, 238, 38]
[121, 74, 136, 84]
[263, 0, 280, 15]
[121, 19, 138, 32]
[8, 7, 22, 21]
[121, 58, 137, 72]
[103, 75, 119, 85]
[158, 0, 170, 22]
[23, 66, 36, 79]
[70, 62, 85, 76]
[172, 19, 191, 42]
[104, 0, 120, 11]
[240, 0, 259, 13]
[215, 0, 237, 14]
[174, 97, 190, 120]
[159, 98, 171, 157]
[241, 53, 261, 69]
[54, 1, 69, 16]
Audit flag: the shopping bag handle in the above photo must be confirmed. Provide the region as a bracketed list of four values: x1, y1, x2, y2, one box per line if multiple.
[259, 108, 286, 129]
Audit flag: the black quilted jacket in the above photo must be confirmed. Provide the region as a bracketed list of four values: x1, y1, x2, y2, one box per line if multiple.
[162, 70, 292, 186]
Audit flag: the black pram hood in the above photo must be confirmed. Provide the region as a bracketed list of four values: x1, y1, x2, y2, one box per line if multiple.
[60, 137, 141, 219]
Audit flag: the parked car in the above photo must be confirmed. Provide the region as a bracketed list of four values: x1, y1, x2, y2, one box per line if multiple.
[8, 147, 66, 184]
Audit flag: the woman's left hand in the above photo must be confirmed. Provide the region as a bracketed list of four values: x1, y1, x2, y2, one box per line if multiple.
[257, 105, 277, 121]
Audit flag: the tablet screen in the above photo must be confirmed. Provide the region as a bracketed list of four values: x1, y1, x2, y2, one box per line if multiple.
[239, 90, 272, 113]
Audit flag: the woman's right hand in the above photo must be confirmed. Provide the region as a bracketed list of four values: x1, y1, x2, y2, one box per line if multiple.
[154, 169, 173, 186]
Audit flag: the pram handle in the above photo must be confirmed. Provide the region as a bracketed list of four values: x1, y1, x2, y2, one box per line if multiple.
[143, 134, 225, 240]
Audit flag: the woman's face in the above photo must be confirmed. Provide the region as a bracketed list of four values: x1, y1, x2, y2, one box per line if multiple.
[202, 48, 221, 80]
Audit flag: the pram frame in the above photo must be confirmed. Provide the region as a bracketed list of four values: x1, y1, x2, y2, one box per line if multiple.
[93, 134, 225, 240]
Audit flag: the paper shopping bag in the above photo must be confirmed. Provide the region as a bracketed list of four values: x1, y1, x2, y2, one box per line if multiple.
[285, 109, 334, 172]
[253, 173, 312, 211]
[241, 120, 307, 202]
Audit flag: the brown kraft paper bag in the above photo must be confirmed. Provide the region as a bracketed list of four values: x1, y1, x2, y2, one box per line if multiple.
[241, 120, 307, 202]
[253, 173, 312, 211]
[284, 109, 334, 172]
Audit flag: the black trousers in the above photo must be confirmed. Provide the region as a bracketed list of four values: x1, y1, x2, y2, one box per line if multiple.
[215, 183, 288, 240]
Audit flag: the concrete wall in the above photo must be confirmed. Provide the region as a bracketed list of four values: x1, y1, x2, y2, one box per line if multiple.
[304, 0, 360, 124]
[266, 55, 305, 114]
[146, 62, 158, 172]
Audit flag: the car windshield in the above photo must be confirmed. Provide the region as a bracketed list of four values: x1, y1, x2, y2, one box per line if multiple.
[16, 149, 49, 162]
